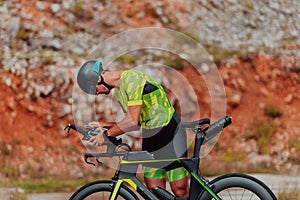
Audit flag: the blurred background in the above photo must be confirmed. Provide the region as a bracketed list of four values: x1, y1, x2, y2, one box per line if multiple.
[0, 0, 299, 199]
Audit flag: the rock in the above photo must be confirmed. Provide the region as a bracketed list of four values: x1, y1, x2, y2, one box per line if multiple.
[228, 93, 242, 108]
[50, 4, 61, 13]
[259, 87, 269, 96]
[201, 63, 210, 73]
[4, 77, 12, 87]
[47, 39, 62, 50]
[284, 94, 293, 104]
[40, 30, 54, 38]
[36, 1, 46, 11]
[58, 104, 72, 118]
[62, 1, 72, 9]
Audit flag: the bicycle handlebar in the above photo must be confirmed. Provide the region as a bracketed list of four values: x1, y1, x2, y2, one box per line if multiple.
[64, 124, 92, 140]
[181, 118, 210, 128]
[64, 116, 232, 165]
[64, 124, 122, 144]
[202, 116, 232, 144]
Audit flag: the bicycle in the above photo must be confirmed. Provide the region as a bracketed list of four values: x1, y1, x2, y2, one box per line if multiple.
[64, 116, 277, 200]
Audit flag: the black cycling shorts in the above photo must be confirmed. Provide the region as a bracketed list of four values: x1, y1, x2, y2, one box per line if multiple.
[142, 112, 187, 169]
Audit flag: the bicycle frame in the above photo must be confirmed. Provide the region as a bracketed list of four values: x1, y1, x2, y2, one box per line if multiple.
[87, 126, 222, 200]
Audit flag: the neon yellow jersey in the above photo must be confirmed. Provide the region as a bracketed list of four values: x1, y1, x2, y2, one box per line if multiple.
[114, 70, 174, 129]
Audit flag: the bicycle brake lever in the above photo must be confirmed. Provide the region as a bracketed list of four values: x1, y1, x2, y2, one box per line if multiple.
[84, 154, 96, 166]
[64, 124, 72, 134]
[96, 158, 104, 165]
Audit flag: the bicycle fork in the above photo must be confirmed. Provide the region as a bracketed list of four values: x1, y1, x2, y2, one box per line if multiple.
[110, 164, 159, 200]
[110, 177, 159, 200]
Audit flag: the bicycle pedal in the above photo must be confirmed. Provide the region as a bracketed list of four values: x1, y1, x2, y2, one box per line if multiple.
[152, 186, 175, 200]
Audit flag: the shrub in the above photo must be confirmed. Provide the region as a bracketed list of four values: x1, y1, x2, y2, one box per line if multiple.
[117, 55, 136, 64]
[0, 141, 12, 156]
[264, 106, 282, 118]
[16, 29, 31, 41]
[245, 120, 274, 154]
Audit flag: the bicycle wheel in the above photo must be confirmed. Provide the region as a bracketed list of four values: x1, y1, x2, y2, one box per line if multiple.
[198, 174, 276, 200]
[69, 180, 139, 200]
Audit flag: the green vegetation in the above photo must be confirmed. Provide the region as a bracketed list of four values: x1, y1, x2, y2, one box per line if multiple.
[39, 49, 55, 65]
[0, 163, 18, 177]
[183, 31, 200, 42]
[176, 31, 200, 45]
[72, 1, 84, 17]
[0, 141, 11, 156]
[66, 144, 81, 154]
[9, 192, 27, 200]
[264, 105, 283, 118]
[220, 147, 245, 162]
[16, 29, 31, 41]
[163, 57, 184, 70]
[0, 177, 90, 193]
[117, 55, 137, 64]
[30, 93, 38, 102]
[290, 139, 300, 151]
[204, 45, 251, 63]
[126, 12, 134, 18]
[245, 120, 274, 155]
[238, 0, 254, 10]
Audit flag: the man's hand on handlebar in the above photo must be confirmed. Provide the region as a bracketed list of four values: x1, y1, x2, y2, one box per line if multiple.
[88, 121, 101, 130]
[89, 130, 106, 146]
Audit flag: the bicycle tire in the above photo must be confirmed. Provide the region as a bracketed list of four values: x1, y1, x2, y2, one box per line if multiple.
[69, 180, 139, 200]
[197, 173, 276, 200]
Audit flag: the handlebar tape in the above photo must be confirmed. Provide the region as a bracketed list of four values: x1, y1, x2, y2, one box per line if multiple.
[203, 116, 232, 144]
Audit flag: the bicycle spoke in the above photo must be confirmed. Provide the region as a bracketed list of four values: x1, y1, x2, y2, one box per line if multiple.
[227, 188, 233, 200]
[216, 187, 263, 200]
[249, 192, 254, 200]
[240, 189, 245, 200]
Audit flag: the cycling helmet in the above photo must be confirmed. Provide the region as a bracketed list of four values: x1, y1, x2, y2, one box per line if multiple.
[77, 60, 102, 94]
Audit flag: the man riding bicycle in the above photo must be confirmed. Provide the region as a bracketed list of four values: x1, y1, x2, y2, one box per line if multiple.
[76, 60, 189, 197]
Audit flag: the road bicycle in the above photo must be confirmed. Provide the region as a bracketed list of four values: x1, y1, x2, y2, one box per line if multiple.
[64, 116, 277, 200]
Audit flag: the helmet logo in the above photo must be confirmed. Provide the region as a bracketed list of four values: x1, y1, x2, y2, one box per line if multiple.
[91, 61, 102, 74]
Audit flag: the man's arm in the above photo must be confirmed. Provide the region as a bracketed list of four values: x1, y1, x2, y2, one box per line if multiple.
[89, 105, 141, 145]
[106, 105, 142, 137]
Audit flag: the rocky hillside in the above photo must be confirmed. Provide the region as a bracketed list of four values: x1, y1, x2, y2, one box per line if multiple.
[0, 0, 299, 180]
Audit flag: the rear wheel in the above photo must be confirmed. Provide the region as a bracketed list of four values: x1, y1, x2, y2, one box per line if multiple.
[198, 174, 276, 200]
[69, 180, 138, 200]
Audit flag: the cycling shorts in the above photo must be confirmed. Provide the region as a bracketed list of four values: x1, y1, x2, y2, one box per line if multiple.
[141, 112, 188, 181]
[143, 166, 189, 182]
[142, 112, 187, 168]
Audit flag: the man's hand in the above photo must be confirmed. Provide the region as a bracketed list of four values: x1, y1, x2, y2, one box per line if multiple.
[89, 131, 104, 146]
[88, 121, 101, 130]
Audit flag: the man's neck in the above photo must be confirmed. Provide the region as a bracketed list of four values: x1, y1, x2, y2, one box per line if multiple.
[102, 71, 122, 88]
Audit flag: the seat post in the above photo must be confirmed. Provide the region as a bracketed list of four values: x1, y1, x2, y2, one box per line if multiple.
[193, 128, 205, 159]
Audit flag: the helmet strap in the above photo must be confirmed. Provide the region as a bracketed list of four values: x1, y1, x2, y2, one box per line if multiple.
[98, 75, 113, 93]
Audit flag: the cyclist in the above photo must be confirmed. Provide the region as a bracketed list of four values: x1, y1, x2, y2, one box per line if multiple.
[76, 60, 189, 197]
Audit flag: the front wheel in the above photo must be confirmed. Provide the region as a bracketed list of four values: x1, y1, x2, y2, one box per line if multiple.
[198, 174, 276, 200]
[69, 180, 139, 200]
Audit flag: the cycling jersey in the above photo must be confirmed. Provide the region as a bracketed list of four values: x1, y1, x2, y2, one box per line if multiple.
[114, 70, 175, 129]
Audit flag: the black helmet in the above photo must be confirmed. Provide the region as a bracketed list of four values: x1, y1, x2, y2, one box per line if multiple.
[77, 60, 102, 94]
